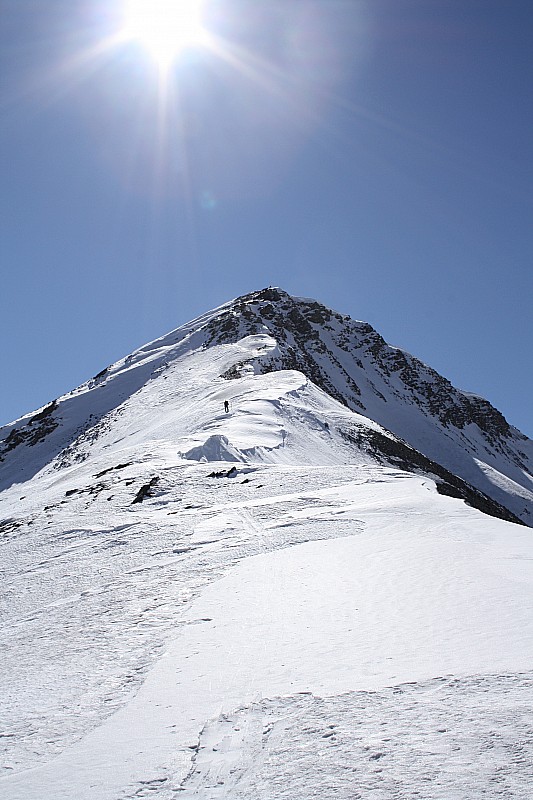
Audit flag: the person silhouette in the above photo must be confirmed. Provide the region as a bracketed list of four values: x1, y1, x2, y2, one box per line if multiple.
[224, 400, 229, 413]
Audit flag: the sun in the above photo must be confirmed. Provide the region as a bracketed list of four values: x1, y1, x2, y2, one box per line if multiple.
[121, 0, 207, 68]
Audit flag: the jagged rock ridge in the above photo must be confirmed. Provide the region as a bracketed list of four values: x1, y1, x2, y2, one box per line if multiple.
[0, 287, 531, 525]
[202, 288, 532, 524]
[206, 288, 519, 451]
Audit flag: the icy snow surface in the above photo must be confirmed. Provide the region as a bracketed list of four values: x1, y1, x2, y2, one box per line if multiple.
[1, 317, 533, 799]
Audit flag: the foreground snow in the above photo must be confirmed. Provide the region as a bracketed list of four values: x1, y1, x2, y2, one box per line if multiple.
[184, 673, 533, 799]
[2, 466, 533, 799]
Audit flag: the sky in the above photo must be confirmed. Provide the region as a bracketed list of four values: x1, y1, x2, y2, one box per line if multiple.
[1, 0, 532, 437]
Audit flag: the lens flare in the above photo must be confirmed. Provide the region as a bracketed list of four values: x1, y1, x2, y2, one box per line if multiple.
[121, 0, 207, 68]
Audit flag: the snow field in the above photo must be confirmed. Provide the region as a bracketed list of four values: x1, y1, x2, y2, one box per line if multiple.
[182, 673, 533, 799]
[2, 468, 533, 799]
[0, 462, 370, 781]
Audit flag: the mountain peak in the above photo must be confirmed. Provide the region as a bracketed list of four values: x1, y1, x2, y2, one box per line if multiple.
[1, 288, 531, 524]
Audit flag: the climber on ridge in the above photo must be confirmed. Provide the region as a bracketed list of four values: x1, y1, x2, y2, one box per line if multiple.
[224, 400, 230, 413]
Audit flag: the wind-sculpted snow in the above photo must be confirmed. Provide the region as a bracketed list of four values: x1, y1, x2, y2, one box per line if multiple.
[3, 465, 533, 799]
[182, 434, 243, 462]
[182, 672, 533, 799]
[0, 310, 237, 491]
[1, 460, 367, 778]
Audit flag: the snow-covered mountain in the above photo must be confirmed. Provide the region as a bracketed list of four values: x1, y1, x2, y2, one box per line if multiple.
[1, 288, 533, 800]
[1, 287, 531, 524]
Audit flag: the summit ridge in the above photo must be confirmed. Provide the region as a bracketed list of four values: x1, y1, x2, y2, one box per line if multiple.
[1, 287, 531, 524]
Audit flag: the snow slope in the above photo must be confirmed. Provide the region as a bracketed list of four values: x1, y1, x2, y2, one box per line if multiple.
[1, 288, 531, 524]
[200, 288, 533, 525]
[2, 467, 533, 799]
[1, 288, 533, 799]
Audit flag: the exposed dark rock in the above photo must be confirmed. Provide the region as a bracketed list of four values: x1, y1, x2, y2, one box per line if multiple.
[132, 477, 160, 504]
[208, 466, 238, 479]
[202, 289, 363, 410]
[0, 401, 59, 459]
[200, 289, 530, 524]
[29, 401, 57, 424]
[221, 364, 244, 380]
[337, 425, 524, 526]
[92, 368, 108, 381]
[94, 462, 133, 479]
[0, 518, 22, 536]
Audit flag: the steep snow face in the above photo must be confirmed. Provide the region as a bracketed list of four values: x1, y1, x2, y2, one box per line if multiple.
[0, 287, 531, 525]
[198, 288, 533, 524]
[0, 328, 520, 527]
[0, 305, 227, 491]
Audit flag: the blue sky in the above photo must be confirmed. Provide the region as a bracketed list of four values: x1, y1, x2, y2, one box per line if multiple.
[1, 0, 532, 436]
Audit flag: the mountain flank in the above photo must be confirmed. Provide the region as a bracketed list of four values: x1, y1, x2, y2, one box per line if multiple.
[3, 286, 530, 523]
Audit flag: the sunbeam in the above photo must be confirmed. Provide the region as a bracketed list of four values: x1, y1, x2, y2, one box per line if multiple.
[120, 0, 209, 70]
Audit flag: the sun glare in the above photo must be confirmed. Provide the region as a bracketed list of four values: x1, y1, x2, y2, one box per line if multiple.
[122, 0, 207, 68]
